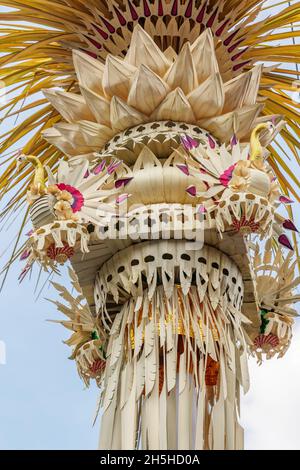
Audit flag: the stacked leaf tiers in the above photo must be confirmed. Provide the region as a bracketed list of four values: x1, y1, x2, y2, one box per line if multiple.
[1, 0, 300, 451]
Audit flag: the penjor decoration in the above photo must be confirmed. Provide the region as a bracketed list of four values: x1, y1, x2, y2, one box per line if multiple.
[1, 0, 300, 451]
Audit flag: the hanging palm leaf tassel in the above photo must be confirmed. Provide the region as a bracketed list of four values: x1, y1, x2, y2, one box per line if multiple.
[99, 285, 248, 450]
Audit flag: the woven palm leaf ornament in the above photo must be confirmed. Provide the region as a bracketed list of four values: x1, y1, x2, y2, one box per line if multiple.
[1, 0, 300, 450]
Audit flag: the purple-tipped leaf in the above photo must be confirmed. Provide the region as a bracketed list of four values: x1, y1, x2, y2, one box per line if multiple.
[278, 234, 294, 251]
[230, 134, 238, 147]
[186, 135, 198, 149]
[18, 264, 31, 283]
[115, 177, 133, 189]
[283, 219, 298, 232]
[107, 159, 122, 175]
[208, 134, 216, 149]
[20, 250, 30, 261]
[186, 185, 197, 197]
[176, 164, 190, 176]
[279, 195, 294, 205]
[180, 135, 198, 151]
[116, 193, 130, 204]
[93, 160, 106, 175]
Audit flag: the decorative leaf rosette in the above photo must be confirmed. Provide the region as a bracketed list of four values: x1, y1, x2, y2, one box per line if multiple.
[22, 158, 122, 271]
[249, 243, 300, 363]
[179, 135, 281, 237]
[76, 339, 106, 387]
[250, 311, 293, 364]
[45, 158, 119, 225]
[49, 268, 107, 386]
[29, 220, 90, 266]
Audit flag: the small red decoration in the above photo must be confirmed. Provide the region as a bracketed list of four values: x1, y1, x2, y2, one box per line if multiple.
[89, 359, 106, 378]
[254, 333, 280, 349]
[219, 164, 236, 186]
[56, 183, 84, 212]
[46, 242, 75, 263]
[232, 216, 260, 233]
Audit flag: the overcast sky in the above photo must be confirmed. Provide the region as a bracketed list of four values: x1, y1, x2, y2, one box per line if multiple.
[0, 0, 300, 450]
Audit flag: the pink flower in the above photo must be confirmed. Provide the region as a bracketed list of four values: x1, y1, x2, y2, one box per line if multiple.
[56, 183, 84, 213]
[219, 164, 236, 186]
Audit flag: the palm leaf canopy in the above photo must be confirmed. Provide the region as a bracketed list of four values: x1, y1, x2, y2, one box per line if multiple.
[0, 0, 300, 268]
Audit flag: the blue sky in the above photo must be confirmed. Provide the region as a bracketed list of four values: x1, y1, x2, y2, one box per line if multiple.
[0, 260, 99, 450]
[0, 0, 300, 450]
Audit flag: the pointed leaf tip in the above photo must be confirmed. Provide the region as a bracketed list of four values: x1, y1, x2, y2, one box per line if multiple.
[283, 219, 298, 233]
[20, 250, 30, 261]
[230, 134, 238, 147]
[180, 135, 198, 151]
[116, 193, 130, 204]
[278, 234, 294, 251]
[176, 164, 190, 176]
[208, 134, 216, 149]
[279, 195, 294, 204]
[186, 185, 197, 197]
[93, 160, 106, 175]
[115, 177, 133, 188]
[107, 160, 122, 175]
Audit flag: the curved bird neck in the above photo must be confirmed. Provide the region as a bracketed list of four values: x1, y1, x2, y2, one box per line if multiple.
[26, 155, 41, 168]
